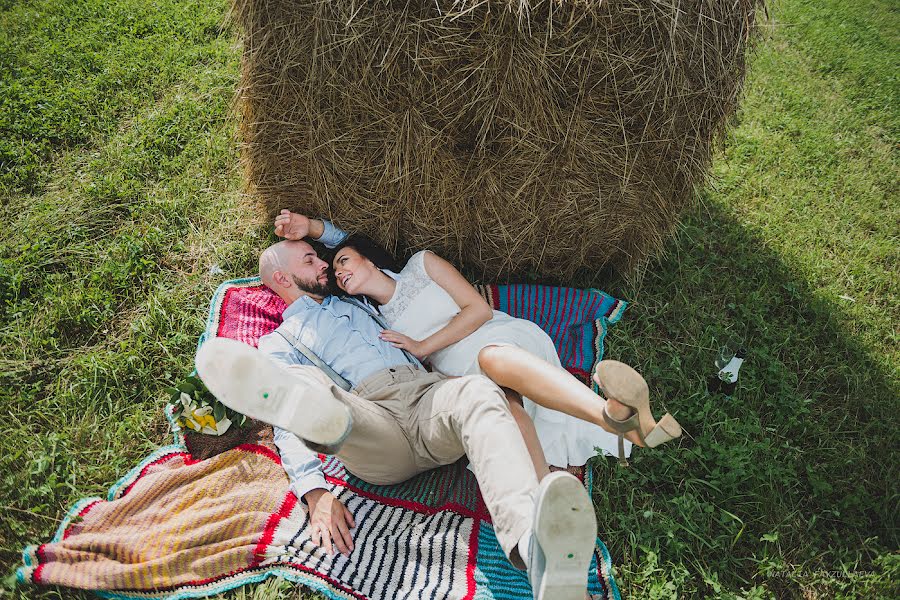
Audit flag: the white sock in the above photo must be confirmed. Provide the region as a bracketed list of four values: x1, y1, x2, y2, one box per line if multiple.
[517, 530, 531, 564]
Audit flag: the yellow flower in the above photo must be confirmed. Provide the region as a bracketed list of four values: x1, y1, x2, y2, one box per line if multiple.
[188, 408, 215, 429]
[179, 417, 200, 431]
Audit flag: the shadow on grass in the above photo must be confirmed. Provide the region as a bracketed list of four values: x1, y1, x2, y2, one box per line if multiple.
[580, 199, 898, 596]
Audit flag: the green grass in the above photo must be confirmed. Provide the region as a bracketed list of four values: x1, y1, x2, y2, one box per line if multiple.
[1, 0, 897, 598]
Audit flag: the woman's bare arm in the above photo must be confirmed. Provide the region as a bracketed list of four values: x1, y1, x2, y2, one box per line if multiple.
[415, 251, 493, 357]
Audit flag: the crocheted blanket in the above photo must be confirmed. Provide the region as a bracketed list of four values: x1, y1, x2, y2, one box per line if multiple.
[18, 278, 626, 600]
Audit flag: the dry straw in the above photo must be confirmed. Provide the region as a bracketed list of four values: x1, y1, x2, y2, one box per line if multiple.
[232, 0, 764, 281]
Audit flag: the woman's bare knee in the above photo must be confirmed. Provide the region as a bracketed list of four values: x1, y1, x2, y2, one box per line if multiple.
[477, 345, 499, 372]
[478, 345, 515, 387]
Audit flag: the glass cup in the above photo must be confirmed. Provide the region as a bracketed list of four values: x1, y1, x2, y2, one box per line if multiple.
[715, 337, 740, 372]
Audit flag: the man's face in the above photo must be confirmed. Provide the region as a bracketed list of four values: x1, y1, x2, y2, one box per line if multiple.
[287, 243, 330, 297]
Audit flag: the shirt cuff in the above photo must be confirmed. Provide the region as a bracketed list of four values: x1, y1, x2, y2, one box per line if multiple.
[316, 219, 350, 248]
[291, 472, 331, 505]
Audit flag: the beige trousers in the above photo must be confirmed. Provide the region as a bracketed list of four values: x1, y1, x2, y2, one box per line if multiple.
[285, 363, 538, 566]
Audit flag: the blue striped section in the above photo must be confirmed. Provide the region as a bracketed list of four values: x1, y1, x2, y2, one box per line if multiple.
[493, 285, 625, 375]
[472, 523, 531, 600]
[472, 518, 616, 599]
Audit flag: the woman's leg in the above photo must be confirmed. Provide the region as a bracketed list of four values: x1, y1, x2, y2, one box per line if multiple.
[502, 388, 551, 480]
[478, 345, 646, 446]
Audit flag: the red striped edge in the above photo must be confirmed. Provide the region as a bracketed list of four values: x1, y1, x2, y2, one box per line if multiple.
[539, 285, 548, 327]
[251, 491, 298, 567]
[560, 287, 574, 347]
[61, 500, 102, 540]
[475, 486, 491, 523]
[235, 443, 282, 465]
[462, 518, 482, 600]
[324, 475, 484, 520]
[32, 545, 48, 583]
[566, 367, 591, 385]
[122, 452, 199, 497]
[213, 287, 229, 337]
[26, 524, 128, 582]
[122, 444, 279, 497]
[603, 298, 621, 319]
[486, 284, 500, 309]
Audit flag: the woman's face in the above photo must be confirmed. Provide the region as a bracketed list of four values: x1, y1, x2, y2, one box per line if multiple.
[333, 246, 377, 295]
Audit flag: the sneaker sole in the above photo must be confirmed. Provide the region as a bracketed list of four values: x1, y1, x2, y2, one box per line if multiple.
[195, 338, 352, 448]
[533, 472, 597, 599]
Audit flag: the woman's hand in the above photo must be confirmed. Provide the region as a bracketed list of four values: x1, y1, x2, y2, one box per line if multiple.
[274, 209, 311, 240]
[380, 330, 428, 359]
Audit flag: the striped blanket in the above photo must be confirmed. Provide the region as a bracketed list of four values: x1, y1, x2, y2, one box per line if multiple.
[18, 279, 626, 600]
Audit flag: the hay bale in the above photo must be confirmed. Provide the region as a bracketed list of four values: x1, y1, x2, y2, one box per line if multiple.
[233, 0, 763, 281]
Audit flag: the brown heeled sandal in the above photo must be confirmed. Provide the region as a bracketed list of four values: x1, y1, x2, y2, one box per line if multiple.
[594, 360, 683, 466]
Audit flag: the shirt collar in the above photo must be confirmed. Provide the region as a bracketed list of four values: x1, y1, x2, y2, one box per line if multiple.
[282, 294, 333, 320]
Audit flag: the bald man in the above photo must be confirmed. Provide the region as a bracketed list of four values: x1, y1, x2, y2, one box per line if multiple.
[196, 213, 598, 600]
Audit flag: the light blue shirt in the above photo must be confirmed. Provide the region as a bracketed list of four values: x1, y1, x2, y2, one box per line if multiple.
[259, 295, 414, 386]
[317, 218, 349, 248]
[264, 219, 414, 502]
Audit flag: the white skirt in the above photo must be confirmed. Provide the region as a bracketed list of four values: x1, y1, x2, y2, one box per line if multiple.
[428, 310, 632, 467]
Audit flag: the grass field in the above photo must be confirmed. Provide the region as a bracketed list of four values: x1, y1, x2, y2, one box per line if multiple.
[1, 0, 897, 598]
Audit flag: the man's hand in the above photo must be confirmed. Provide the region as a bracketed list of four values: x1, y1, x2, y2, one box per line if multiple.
[304, 489, 356, 556]
[379, 330, 428, 359]
[274, 209, 311, 240]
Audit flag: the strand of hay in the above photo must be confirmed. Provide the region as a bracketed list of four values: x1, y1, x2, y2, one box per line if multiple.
[232, 0, 764, 281]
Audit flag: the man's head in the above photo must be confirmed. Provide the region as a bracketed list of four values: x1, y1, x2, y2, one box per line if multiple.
[259, 240, 331, 304]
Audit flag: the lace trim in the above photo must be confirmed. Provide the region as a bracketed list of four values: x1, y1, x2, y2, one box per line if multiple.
[380, 250, 432, 324]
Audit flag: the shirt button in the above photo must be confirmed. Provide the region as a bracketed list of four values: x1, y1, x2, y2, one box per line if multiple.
[389, 368, 396, 373]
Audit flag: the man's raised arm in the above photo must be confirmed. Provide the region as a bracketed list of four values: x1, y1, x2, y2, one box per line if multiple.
[274, 210, 348, 248]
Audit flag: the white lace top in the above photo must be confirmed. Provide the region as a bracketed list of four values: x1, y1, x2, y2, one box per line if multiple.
[379, 251, 465, 353]
[380, 251, 451, 326]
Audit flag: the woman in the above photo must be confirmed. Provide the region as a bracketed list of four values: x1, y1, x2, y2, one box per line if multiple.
[275, 211, 682, 473]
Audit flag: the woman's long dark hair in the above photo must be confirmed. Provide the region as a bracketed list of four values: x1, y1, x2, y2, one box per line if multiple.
[329, 234, 401, 298]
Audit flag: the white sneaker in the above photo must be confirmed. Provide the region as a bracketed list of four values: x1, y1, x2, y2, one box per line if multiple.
[527, 471, 597, 600]
[195, 338, 352, 452]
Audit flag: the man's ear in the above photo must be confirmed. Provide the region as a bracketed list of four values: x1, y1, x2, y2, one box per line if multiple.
[272, 270, 292, 290]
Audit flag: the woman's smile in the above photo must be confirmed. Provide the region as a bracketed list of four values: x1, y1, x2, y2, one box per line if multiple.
[334, 247, 371, 293]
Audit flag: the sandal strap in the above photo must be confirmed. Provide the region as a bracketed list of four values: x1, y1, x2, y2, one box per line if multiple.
[602, 408, 640, 433]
